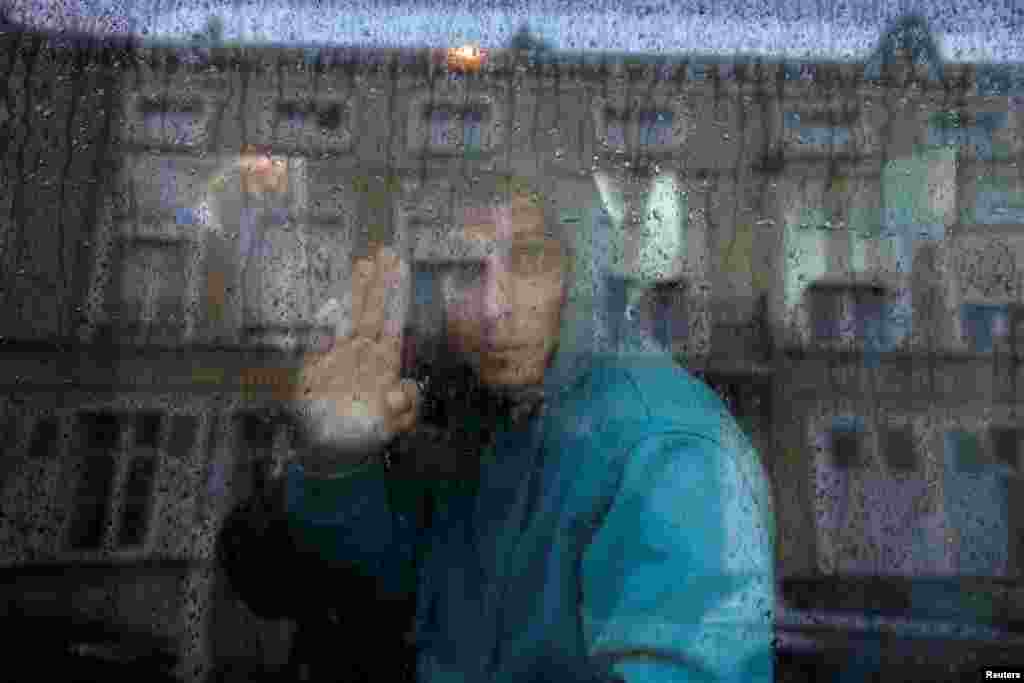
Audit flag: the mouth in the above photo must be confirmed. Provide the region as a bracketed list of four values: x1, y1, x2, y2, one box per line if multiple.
[482, 345, 526, 355]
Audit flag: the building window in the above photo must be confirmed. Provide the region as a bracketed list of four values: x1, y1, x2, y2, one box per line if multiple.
[28, 417, 59, 460]
[65, 411, 170, 551]
[138, 96, 205, 147]
[948, 430, 986, 473]
[317, 104, 342, 131]
[135, 412, 162, 449]
[784, 112, 851, 148]
[235, 413, 278, 500]
[810, 287, 843, 341]
[428, 106, 486, 156]
[928, 111, 1006, 161]
[167, 415, 198, 460]
[991, 427, 1021, 474]
[0, 412, 17, 458]
[106, 238, 188, 346]
[603, 109, 626, 149]
[636, 281, 688, 349]
[67, 412, 120, 551]
[429, 108, 452, 147]
[158, 159, 177, 211]
[277, 101, 308, 136]
[882, 425, 917, 471]
[830, 417, 865, 469]
[961, 303, 1009, 353]
[808, 284, 887, 347]
[463, 109, 483, 156]
[944, 428, 1011, 576]
[117, 455, 156, 548]
[639, 110, 673, 147]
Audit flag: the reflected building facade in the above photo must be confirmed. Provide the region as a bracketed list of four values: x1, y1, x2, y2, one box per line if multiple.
[1, 22, 1023, 682]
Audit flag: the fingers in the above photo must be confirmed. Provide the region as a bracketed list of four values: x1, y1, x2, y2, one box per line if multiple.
[390, 379, 421, 434]
[382, 252, 411, 339]
[366, 334, 403, 384]
[356, 246, 392, 339]
[386, 378, 420, 415]
[386, 388, 409, 414]
[349, 257, 375, 338]
[354, 246, 409, 341]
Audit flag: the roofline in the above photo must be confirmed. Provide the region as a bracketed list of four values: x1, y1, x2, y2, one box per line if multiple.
[3, 21, 1024, 73]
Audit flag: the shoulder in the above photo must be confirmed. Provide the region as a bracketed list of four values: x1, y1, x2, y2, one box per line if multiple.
[563, 353, 729, 441]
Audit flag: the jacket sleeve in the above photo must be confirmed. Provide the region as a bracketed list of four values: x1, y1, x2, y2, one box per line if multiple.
[217, 455, 433, 620]
[216, 470, 316, 620]
[580, 428, 776, 683]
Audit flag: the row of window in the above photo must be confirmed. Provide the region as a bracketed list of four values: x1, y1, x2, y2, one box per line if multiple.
[129, 94, 681, 156]
[96, 239, 1022, 356]
[127, 87, 1017, 167]
[825, 418, 1021, 474]
[15, 410, 300, 552]
[808, 284, 1024, 354]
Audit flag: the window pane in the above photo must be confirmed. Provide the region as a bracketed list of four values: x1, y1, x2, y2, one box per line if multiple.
[168, 415, 198, 459]
[951, 431, 985, 473]
[0, 412, 16, 457]
[463, 109, 482, 153]
[28, 417, 59, 460]
[430, 109, 451, 147]
[962, 304, 1008, 352]
[118, 456, 157, 548]
[605, 110, 626, 148]
[68, 454, 116, 550]
[110, 239, 188, 344]
[237, 413, 276, 458]
[992, 428, 1020, 472]
[135, 412, 162, 449]
[831, 431, 861, 469]
[639, 110, 673, 147]
[318, 104, 342, 130]
[811, 290, 841, 340]
[76, 412, 121, 453]
[883, 426, 917, 471]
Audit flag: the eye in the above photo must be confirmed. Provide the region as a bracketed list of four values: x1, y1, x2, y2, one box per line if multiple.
[510, 242, 560, 276]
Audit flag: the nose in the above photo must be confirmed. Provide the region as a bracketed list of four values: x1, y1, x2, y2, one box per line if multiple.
[482, 259, 512, 323]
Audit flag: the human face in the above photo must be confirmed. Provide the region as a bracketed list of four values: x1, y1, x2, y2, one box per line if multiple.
[442, 197, 567, 388]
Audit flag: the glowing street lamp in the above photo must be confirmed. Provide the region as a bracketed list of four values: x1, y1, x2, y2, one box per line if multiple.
[445, 44, 488, 73]
[240, 144, 288, 195]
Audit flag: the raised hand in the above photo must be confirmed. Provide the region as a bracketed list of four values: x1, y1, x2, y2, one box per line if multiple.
[291, 245, 420, 473]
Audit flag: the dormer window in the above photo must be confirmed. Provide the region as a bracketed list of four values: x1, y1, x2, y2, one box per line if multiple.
[262, 99, 350, 150]
[783, 109, 856, 154]
[137, 96, 205, 147]
[927, 110, 1007, 161]
[427, 105, 487, 156]
[639, 110, 673, 147]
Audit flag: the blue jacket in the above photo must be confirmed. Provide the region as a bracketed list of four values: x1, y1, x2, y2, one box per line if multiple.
[283, 352, 776, 683]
